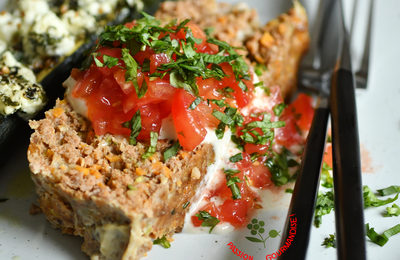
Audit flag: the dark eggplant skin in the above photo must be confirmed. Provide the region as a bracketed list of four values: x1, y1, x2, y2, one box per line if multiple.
[0, 0, 165, 168]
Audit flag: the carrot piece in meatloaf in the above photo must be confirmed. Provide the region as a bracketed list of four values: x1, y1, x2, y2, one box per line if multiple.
[28, 99, 214, 260]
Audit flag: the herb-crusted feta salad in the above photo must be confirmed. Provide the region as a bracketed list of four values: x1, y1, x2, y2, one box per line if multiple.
[0, 0, 143, 118]
[0, 51, 46, 118]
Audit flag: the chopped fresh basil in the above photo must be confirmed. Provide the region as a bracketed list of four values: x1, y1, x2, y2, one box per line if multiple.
[103, 55, 119, 68]
[121, 110, 142, 145]
[164, 141, 182, 161]
[188, 96, 202, 110]
[208, 99, 227, 108]
[265, 150, 297, 187]
[141, 58, 150, 72]
[273, 103, 286, 117]
[321, 234, 336, 248]
[229, 153, 243, 163]
[363, 186, 399, 208]
[121, 48, 148, 98]
[366, 223, 400, 247]
[285, 189, 293, 194]
[211, 109, 234, 125]
[195, 210, 220, 234]
[223, 169, 241, 176]
[314, 190, 335, 228]
[377, 186, 400, 196]
[385, 204, 400, 217]
[142, 131, 158, 160]
[183, 201, 190, 209]
[224, 169, 242, 200]
[153, 235, 171, 248]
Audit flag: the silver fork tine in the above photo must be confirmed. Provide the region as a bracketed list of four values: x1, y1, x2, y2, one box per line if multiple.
[351, 0, 373, 89]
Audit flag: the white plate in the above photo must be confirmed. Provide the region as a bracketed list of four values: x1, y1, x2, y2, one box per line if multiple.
[1, 0, 400, 259]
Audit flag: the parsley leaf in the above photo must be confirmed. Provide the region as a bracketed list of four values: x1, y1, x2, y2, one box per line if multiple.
[153, 235, 171, 248]
[265, 149, 297, 187]
[314, 190, 335, 228]
[321, 234, 336, 248]
[366, 223, 400, 247]
[285, 189, 293, 194]
[121, 110, 142, 145]
[195, 210, 220, 233]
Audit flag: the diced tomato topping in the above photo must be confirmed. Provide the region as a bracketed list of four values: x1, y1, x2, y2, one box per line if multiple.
[289, 93, 314, 131]
[150, 53, 170, 74]
[171, 89, 207, 151]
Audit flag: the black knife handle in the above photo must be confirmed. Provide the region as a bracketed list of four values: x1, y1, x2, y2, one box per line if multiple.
[278, 98, 330, 260]
[330, 68, 366, 260]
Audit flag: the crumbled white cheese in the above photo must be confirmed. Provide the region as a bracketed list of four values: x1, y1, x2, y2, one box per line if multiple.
[61, 9, 97, 37]
[0, 11, 21, 44]
[78, 0, 119, 16]
[18, 0, 50, 27]
[0, 51, 46, 117]
[0, 40, 7, 54]
[23, 12, 76, 58]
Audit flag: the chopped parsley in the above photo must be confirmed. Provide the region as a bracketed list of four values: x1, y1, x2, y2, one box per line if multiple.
[195, 210, 220, 234]
[363, 186, 399, 208]
[265, 149, 297, 187]
[229, 153, 243, 163]
[121, 110, 142, 145]
[320, 162, 333, 188]
[366, 223, 400, 247]
[188, 96, 203, 110]
[321, 234, 336, 248]
[153, 235, 171, 248]
[273, 103, 286, 117]
[182, 201, 190, 209]
[142, 131, 158, 160]
[163, 140, 182, 161]
[385, 204, 400, 217]
[224, 169, 242, 200]
[314, 190, 335, 228]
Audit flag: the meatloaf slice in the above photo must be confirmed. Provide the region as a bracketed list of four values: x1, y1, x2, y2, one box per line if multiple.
[155, 0, 310, 100]
[28, 99, 215, 260]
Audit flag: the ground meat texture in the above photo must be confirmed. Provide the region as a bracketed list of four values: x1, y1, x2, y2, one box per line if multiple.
[28, 99, 215, 260]
[245, 1, 310, 100]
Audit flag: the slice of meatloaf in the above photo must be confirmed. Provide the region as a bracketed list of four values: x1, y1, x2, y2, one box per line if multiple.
[155, 0, 310, 100]
[28, 99, 214, 260]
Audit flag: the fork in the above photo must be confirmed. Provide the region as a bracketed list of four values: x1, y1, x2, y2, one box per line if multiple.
[278, 0, 372, 259]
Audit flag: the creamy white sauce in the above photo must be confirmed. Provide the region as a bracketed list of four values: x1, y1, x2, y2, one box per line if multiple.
[64, 76, 89, 118]
[182, 127, 240, 234]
